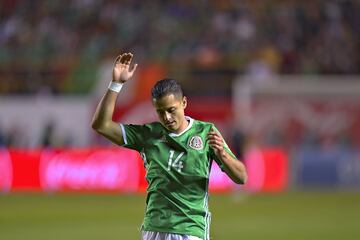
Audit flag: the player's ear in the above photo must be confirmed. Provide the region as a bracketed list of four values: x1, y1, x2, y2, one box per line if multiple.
[182, 96, 187, 109]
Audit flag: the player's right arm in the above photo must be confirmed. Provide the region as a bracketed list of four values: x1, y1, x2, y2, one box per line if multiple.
[91, 52, 138, 145]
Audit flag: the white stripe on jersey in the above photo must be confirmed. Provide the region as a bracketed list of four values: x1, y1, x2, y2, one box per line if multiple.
[119, 124, 127, 145]
[203, 190, 210, 240]
[140, 149, 148, 169]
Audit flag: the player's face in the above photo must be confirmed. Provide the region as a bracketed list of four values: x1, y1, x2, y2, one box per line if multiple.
[153, 94, 188, 134]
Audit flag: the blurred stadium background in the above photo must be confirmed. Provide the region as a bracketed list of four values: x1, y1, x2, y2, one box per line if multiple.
[0, 0, 359, 239]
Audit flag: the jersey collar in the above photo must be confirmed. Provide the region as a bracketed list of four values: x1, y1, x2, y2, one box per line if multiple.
[168, 116, 193, 137]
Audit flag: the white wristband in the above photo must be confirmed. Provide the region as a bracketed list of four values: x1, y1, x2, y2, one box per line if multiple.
[108, 82, 123, 93]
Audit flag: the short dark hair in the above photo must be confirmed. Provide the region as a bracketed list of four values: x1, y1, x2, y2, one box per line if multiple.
[151, 78, 184, 100]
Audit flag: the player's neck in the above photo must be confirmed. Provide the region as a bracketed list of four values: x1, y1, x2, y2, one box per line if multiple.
[174, 117, 189, 134]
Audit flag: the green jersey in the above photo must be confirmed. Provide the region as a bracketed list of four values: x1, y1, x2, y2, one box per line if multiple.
[120, 117, 236, 240]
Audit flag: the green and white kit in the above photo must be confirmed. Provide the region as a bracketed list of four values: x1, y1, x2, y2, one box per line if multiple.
[120, 117, 237, 240]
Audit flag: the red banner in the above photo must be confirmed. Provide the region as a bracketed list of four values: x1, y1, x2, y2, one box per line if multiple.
[0, 147, 288, 192]
[244, 147, 288, 192]
[0, 149, 12, 192]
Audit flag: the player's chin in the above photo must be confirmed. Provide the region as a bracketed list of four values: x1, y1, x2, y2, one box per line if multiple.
[163, 122, 176, 131]
[166, 126, 177, 132]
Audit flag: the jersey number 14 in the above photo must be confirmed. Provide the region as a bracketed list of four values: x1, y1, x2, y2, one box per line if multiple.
[167, 150, 185, 172]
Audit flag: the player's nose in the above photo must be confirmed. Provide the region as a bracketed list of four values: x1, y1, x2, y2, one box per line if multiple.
[164, 112, 172, 121]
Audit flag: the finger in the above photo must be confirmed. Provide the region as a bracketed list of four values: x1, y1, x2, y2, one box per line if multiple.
[211, 128, 221, 136]
[211, 133, 222, 142]
[208, 129, 216, 134]
[209, 136, 224, 146]
[208, 129, 219, 137]
[206, 135, 216, 142]
[120, 53, 129, 64]
[114, 54, 122, 65]
[207, 130, 217, 137]
[208, 141, 223, 151]
[206, 133, 221, 141]
[206, 135, 213, 142]
[208, 137, 223, 145]
[208, 140, 218, 146]
[209, 139, 223, 146]
[130, 63, 138, 74]
[123, 53, 133, 64]
[127, 52, 133, 62]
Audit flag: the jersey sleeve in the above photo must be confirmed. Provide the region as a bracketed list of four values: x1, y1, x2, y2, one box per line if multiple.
[120, 123, 147, 152]
[210, 125, 238, 171]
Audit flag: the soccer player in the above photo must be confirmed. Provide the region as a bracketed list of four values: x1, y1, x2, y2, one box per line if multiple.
[91, 52, 247, 240]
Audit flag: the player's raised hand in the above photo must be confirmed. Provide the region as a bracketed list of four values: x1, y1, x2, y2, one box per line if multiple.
[112, 52, 138, 83]
[206, 128, 225, 156]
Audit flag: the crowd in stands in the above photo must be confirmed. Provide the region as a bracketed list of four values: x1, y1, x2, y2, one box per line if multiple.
[0, 0, 359, 95]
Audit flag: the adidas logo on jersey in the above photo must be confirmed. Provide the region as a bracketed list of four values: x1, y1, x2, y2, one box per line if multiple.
[188, 135, 203, 150]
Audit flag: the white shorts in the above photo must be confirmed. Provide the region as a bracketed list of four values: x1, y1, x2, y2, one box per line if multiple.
[141, 231, 203, 240]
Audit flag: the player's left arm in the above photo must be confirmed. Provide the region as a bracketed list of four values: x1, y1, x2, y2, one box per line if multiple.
[207, 128, 248, 184]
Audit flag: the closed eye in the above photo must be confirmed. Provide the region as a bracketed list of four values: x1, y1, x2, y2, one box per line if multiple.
[168, 108, 175, 113]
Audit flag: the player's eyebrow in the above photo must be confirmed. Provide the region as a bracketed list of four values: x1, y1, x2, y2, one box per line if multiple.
[156, 106, 176, 113]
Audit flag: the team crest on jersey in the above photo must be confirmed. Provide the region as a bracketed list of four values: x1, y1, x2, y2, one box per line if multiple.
[188, 135, 203, 150]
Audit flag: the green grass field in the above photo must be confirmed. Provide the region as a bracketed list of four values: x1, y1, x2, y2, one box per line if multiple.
[1, 191, 359, 240]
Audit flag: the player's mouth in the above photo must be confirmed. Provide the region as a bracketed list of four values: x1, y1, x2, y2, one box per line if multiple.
[165, 121, 176, 128]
